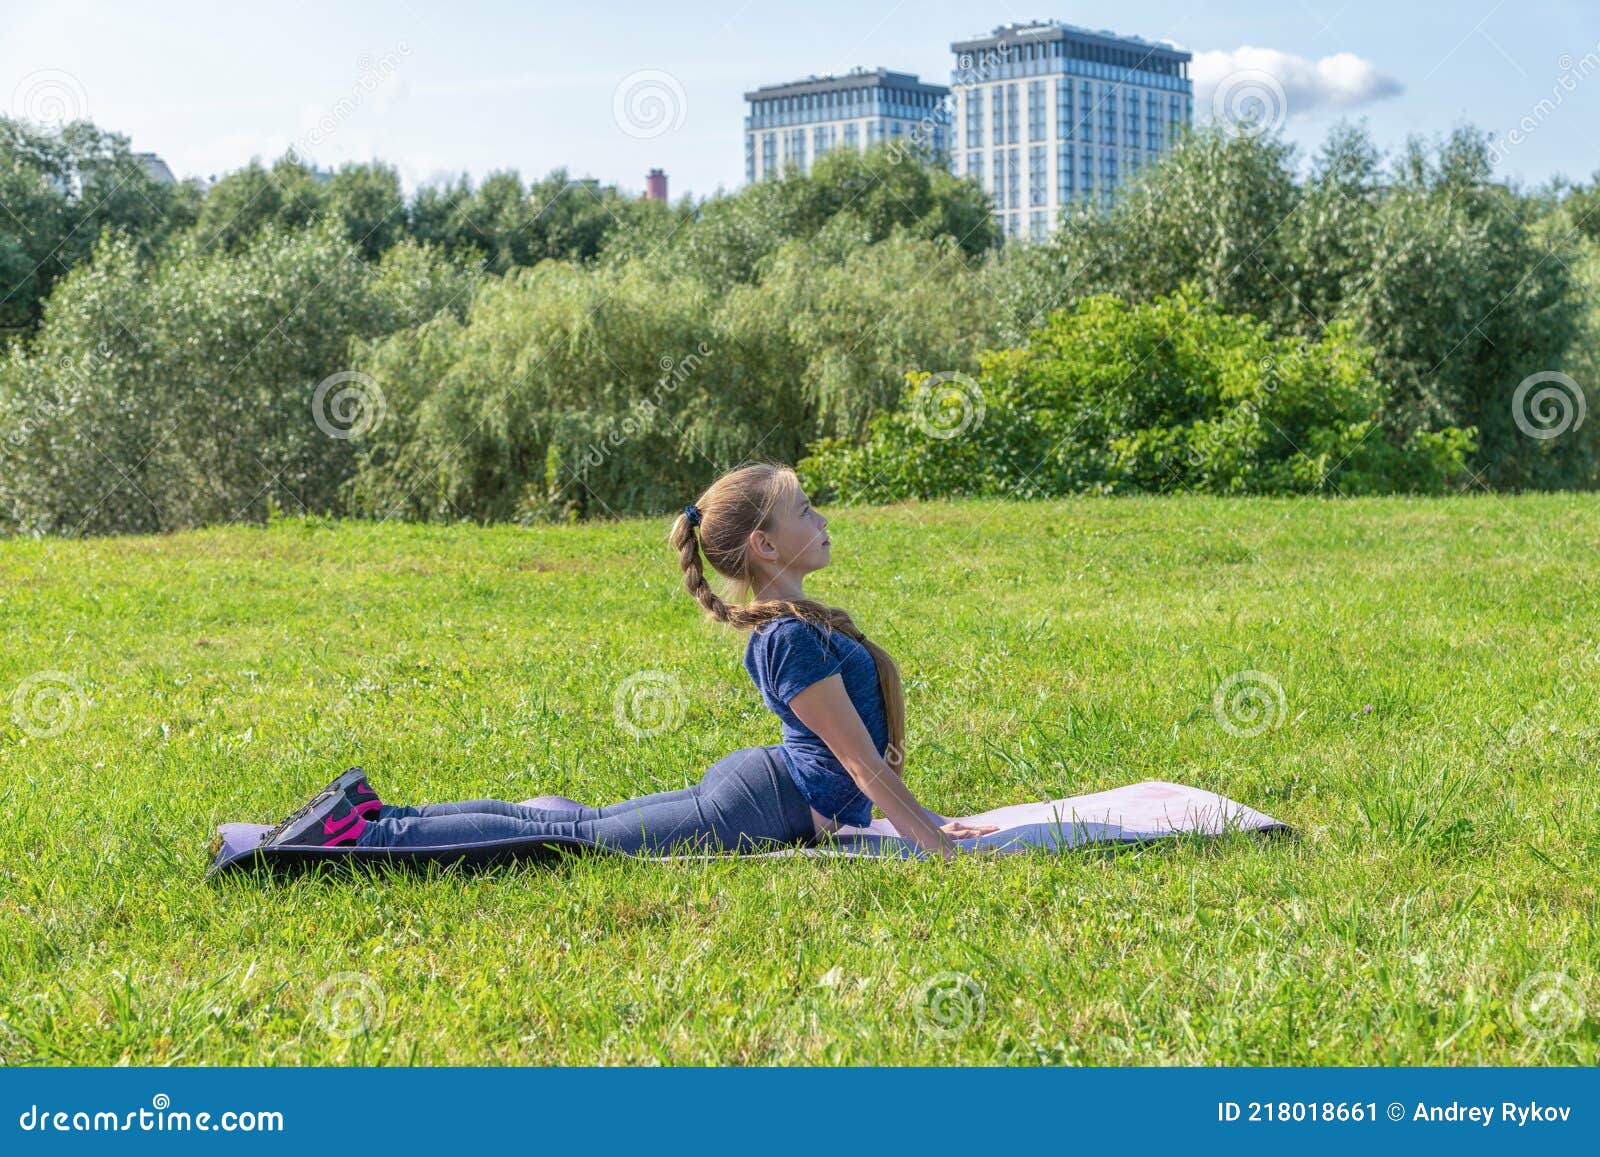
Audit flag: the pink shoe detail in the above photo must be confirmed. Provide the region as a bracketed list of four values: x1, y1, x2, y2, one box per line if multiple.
[324, 798, 380, 839]
[324, 814, 367, 846]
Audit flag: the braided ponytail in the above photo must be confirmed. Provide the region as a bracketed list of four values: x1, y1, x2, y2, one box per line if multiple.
[670, 463, 907, 777]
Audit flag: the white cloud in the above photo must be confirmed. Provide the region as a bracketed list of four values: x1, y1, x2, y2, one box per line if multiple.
[1192, 46, 1403, 124]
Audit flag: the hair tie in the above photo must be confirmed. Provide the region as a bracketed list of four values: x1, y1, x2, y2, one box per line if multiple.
[683, 503, 702, 528]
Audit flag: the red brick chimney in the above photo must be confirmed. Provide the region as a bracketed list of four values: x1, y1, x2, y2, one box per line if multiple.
[644, 168, 668, 201]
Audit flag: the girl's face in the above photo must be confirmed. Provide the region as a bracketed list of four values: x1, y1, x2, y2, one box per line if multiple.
[753, 486, 831, 578]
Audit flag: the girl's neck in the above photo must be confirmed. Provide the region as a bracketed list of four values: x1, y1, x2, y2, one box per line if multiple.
[753, 569, 806, 605]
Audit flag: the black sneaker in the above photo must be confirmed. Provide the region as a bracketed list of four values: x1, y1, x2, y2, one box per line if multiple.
[259, 768, 383, 848]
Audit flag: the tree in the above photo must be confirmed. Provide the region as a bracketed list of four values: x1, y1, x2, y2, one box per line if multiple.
[0, 222, 474, 535]
[801, 288, 1474, 504]
[997, 122, 1586, 489]
[0, 116, 198, 334]
[323, 162, 408, 259]
[407, 167, 636, 273]
[599, 142, 999, 290]
[345, 230, 1002, 523]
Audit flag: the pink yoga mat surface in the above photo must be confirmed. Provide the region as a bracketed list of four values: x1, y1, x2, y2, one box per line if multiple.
[518, 778, 1291, 858]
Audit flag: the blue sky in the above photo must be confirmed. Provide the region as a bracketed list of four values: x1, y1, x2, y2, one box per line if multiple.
[4, 0, 1598, 198]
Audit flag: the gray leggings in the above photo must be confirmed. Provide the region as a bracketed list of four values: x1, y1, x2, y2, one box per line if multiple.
[354, 744, 818, 855]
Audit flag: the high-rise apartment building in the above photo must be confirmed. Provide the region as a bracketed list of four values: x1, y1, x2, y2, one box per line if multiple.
[744, 67, 950, 183]
[948, 20, 1192, 240]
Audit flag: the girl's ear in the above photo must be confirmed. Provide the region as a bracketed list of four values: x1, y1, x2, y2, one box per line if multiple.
[747, 527, 777, 562]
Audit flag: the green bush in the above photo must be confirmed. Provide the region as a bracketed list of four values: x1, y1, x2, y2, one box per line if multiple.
[995, 124, 1584, 489]
[347, 229, 1002, 523]
[800, 288, 1475, 503]
[0, 223, 475, 535]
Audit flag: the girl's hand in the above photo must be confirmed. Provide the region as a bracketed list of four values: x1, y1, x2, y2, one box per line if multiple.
[940, 820, 1000, 840]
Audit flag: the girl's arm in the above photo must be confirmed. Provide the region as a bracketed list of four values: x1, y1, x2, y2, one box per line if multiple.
[787, 674, 966, 860]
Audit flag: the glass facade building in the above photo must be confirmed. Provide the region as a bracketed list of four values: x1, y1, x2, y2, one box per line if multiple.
[744, 67, 950, 182]
[948, 21, 1192, 239]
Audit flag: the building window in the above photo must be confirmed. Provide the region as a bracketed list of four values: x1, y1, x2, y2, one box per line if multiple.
[1030, 210, 1048, 241]
[785, 129, 807, 175]
[966, 90, 983, 148]
[1029, 145, 1046, 207]
[967, 150, 982, 178]
[1007, 212, 1021, 239]
[1005, 83, 1019, 145]
[762, 133, 776, 179]
[745, 135, 755, 184]
[991, 88, 1004, 147]
[1006, 147, 1020, 209]
[813, 124, 832, 158]
[1080, 82, 1093, 144]
[991, 151, 1005, 209]
[1056, 145, 1074, 202]
[1056, 78, 1072, 140]
[1103, 85, 1118, 147]
[1028, 80, 1046, 142]
[844, 122, 859, 149]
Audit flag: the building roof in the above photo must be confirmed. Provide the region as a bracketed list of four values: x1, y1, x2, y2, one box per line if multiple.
[744, 66, 948, 103]
[132, 152, 176, 185]
[951, 20, 1190, 62]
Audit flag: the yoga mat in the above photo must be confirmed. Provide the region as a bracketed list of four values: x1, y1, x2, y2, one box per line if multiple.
[207, 780, 1290, 877]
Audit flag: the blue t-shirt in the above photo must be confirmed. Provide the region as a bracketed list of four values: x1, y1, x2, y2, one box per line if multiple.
[743, 616, 887, 827]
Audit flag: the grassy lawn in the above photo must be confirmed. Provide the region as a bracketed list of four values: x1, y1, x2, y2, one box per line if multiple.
[1, 494, 1596, 1066]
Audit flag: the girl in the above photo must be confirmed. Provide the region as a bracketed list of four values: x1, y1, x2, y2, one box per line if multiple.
[258, 463, 997, 860]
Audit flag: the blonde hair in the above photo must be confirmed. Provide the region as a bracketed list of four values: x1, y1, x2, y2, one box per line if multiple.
[670, 462, 906, 777]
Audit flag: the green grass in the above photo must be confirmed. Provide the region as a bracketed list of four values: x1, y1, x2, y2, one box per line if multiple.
[1, 494, 1597, 1065]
